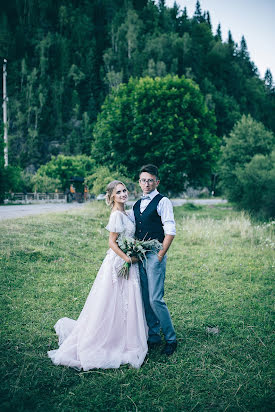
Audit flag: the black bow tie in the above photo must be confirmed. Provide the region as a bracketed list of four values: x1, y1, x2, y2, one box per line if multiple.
[141, 195, 151, 200]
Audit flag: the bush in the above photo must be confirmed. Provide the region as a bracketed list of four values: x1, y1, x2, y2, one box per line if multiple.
[31, 174, 61, 193]
[235, 151, 275, 218]
[20, 171, 34, 192]
[4, 166, 25, 192]
[0, 164, 33, 203]
[0, 132, 5, 203]
[92, 75, 219, 194]
[85, 166, 138, 197]
[36, 155, 96, 191]
[219, 115, 275, 203]
[0, 173, 4, 203]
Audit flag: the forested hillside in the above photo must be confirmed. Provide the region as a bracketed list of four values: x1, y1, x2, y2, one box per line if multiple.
[1, 0, 274, 172]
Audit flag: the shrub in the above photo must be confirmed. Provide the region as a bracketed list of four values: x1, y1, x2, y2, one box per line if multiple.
[36, 155, 96, 191]
[4, 166, 25, 192]
[235, 151, 275, 218]
[20, 171, 34, 192]
[0, 130, 5, 203]
[31, 174, 62, 193]
[85, 166, 138, 197]
[0, 165, 33, 202]
[219, 115, 275, 203]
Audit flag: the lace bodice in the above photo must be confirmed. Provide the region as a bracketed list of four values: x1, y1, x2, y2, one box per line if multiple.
[105, 211, 138, 285]
[105, 210, 135, 238]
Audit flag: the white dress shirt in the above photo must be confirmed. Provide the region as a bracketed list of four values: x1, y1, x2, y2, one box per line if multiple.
[129, 189, 176, 236]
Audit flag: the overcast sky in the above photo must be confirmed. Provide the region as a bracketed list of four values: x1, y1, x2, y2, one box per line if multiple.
[165, 0, 275, 80]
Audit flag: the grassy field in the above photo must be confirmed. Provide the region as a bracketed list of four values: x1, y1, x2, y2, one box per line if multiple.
[0, 202, 274, 412]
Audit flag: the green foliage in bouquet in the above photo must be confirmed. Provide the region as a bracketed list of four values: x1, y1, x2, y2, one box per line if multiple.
[116, 236, 163, 279]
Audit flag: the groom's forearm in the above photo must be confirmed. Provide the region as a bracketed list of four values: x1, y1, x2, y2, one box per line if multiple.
[158, 234, 175, 258]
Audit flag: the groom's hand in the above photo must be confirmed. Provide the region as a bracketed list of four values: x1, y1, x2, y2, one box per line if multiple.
[158, 235, 175, 262]
[157, 253, 164, 262]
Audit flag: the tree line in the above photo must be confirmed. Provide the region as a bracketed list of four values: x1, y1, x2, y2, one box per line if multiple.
[0, 1, 274, 216]
[1, 0, 274, 170]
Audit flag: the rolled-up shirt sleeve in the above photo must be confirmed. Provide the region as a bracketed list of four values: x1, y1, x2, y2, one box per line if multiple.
[157, 197, 176, 236]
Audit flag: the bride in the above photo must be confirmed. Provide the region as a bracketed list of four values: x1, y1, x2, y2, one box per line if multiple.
[48, 180, 148, 370]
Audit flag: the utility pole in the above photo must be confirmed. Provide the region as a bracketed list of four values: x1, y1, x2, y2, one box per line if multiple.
[3, 58, 8, 167]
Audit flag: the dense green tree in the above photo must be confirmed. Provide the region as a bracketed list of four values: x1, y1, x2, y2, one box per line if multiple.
[0, 13, 11, 58]
[193, 1, 204, 24]
[190, 22, 214, 82]
[36, 155, 96, 191]
[215, 23, 222, 41]
[227, 30, 234, 47]
[0, 128, 5, 203]
[235, 151, 275, 218]
[2, 166, 23, 192]
[5, 0, 107, 168]
[205, 11, 211, 28]
[219, 115, 275, 205]
[92, 75, 219, 194]
[0, 134, 28, 201]
[264, 69, 274, 91]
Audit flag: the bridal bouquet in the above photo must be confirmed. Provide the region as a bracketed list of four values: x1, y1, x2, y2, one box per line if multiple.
[116, 236, 163, 279]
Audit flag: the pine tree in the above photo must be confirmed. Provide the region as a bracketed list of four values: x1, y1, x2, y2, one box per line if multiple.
[264, 69, 274, 90]
[178, 7, 190, 36]
[205, 11, 211, 28]
[240, 35, 249, 59]
[0, 13, 10, 58]
[215, 24, 222, 41]
[194, 0, 204, 23]
[158, 0, 166, 12]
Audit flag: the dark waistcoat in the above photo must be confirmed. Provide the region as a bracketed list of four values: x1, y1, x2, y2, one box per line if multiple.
[133, 194, 165, 242]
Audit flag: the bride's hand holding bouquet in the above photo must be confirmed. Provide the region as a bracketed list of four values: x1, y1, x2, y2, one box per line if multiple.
[117, 235, 163, 279]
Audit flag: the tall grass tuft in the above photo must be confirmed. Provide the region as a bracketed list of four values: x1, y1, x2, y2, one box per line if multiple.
[182, 213, 275, 249]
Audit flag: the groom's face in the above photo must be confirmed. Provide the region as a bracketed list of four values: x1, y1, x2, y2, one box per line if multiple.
[139, 172, 160, 194]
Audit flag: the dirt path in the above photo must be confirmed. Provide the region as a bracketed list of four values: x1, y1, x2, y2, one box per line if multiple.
[0, 203, 86, 221]
[0, 198, 227, 221]
[170, 198, 227, 206]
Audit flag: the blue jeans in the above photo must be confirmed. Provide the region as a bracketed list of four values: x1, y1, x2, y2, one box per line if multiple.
[139, 252, 176, 343]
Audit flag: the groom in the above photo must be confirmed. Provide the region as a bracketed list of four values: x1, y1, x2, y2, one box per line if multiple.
[133, 164, 177, 356]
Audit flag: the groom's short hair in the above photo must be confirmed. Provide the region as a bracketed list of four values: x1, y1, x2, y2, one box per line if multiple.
[140, 164, 159, 179]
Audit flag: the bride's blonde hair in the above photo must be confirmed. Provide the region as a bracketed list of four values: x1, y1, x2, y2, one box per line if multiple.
[105, 180, 126, 209]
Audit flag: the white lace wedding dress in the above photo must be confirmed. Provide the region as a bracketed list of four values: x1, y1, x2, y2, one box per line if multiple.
[48, 211, 148, 370]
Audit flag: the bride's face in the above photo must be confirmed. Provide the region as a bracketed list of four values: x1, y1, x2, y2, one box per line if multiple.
[113, 183, 128, 206]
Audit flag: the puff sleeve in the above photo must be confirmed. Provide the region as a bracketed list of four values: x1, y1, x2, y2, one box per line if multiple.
[105, 211, 125, 233]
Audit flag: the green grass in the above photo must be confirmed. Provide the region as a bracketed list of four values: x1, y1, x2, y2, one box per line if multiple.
[0, 203, 274, 411]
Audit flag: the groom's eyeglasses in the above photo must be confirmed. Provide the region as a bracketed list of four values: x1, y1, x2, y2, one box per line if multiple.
[139, 178, 156, 184]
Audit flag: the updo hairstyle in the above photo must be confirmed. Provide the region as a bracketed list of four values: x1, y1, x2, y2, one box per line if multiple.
[105, 180, 126, 209]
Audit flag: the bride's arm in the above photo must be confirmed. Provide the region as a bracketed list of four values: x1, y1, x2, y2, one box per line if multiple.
[109, 232, 138, 263]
